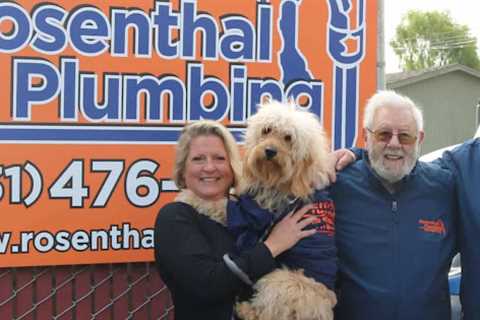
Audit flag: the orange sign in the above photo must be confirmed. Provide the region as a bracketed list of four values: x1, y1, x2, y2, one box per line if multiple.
[0, 0, 377, 267]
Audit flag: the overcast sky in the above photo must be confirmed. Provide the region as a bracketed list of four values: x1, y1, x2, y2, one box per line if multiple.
[384, 0, 480, 73]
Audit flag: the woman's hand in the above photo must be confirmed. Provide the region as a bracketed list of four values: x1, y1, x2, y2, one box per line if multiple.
[264, 204, 317, 257]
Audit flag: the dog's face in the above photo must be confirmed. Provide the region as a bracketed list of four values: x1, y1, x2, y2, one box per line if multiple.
[245, 122, 296, 189]
[243, 101, 329, 198]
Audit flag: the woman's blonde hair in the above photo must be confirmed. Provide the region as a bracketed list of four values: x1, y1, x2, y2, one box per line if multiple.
[173, 120, 241, 192]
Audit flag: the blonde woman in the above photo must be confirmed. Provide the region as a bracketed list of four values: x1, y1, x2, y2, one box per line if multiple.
[154, 120, 316, 320]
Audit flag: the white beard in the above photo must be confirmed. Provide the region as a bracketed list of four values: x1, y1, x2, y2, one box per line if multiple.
[369, 144, 419, 183]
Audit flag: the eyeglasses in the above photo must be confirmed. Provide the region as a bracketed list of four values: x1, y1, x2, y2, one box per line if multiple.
[366, 128, 417, 145]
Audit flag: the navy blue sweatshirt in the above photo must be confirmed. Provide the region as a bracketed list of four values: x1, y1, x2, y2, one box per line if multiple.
[227, 190, 337, 289]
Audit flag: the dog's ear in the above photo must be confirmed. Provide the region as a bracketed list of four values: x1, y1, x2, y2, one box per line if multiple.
[240, 148, 255, 193]
[290, 155, 315, 198]
[311, 149, 331, 190]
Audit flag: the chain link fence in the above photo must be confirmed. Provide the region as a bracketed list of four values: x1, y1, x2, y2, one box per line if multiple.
[0, 262, 174, 320]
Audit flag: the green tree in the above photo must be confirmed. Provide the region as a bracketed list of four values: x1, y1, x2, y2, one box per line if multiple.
[390, 10, 480, 71]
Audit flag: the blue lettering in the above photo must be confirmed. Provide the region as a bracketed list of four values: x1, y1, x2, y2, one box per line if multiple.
[220, 17, 255, 61]
[248, 79, 283, 116]
[285, 80, 323, 119]
[68, 7, 110, 56]
[152, 2, 179, 59]
[13, 59, 60, 120]
[80, 74, 121, 122]
[60, 58, 78, 120]
[123, 75, 185, 122]
[31, 5, 67, 54]
[0, 2, 275, 64]
[257, 2, 272, 61]
[230, 65, 247, 123]
[0, 3, 32, 53]
[111, 9, 151, 57]
[181, 0, 218, 60]
[188, 64, 229, 120]
[9, 57, 327, 130]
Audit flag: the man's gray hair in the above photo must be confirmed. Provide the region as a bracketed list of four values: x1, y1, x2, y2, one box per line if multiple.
[363, 90, 424, 132]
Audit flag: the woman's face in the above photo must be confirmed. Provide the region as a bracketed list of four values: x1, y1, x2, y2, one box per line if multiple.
[184, 135, 234, 201]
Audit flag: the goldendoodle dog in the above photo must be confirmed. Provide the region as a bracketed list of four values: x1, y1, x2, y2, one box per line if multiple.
[227, 100, 337, 320]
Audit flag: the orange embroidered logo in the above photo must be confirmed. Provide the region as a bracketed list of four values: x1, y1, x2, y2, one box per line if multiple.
[418, 219, 446, 235]
[304, 200, 335, 236]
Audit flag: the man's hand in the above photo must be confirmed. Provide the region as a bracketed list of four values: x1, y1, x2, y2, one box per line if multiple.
[332, 149, 356, 171]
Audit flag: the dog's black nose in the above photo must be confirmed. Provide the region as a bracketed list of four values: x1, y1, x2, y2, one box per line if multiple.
[265, 147, 277, 160]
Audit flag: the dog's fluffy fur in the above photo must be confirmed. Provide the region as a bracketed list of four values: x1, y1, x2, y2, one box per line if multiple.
[241, 100, 330, 209]
[237, 101, 336, 320]
[237, 269, 336, 320]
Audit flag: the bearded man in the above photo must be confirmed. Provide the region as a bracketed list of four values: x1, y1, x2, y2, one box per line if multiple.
[330, 91, 458, 320]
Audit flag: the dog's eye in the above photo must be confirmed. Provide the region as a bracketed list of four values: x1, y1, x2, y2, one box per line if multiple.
[262, 127, 271, 135]
[284, 134, 292, 142]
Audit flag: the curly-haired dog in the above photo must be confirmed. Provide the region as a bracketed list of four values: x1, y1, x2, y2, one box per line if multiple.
[227, 100, 337, 320]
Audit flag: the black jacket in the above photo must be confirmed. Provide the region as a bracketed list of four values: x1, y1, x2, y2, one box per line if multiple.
[154, 202, 276, 320]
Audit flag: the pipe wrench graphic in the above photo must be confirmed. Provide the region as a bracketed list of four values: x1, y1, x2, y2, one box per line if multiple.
[327, 0, 366, 149]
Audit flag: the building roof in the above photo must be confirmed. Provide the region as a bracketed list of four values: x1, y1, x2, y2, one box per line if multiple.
[386, 63, 480, 88]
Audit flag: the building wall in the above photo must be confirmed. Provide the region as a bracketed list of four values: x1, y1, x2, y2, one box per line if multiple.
[388, 71, 480, 154]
